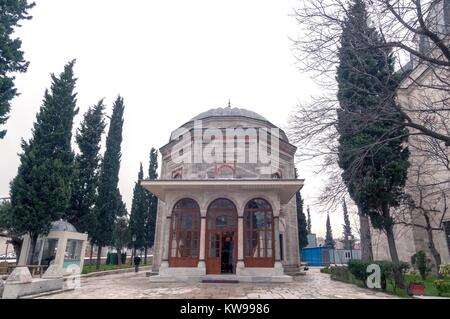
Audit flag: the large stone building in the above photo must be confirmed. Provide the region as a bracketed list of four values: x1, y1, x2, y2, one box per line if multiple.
[142, 106, 303, 282]
[372, 1, 450, 267]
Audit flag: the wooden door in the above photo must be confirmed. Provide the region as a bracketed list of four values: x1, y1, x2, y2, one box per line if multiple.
[205, 199, 237, 274]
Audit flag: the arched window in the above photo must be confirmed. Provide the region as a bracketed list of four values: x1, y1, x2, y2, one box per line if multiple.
[244, 198, 275, 267]
[168, 198, 200, 267]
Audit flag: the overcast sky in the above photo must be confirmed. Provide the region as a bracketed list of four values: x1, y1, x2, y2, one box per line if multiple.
[0, 0, 355, 238]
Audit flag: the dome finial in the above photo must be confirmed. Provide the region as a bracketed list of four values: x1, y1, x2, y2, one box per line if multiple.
[228, 99, 231, 108]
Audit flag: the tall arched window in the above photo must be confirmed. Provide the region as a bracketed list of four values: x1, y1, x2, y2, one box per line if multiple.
[168, 198, 200, 267]
[244, 198, 275, 267]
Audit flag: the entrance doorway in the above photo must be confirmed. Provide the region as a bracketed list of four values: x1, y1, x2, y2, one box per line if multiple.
[206, 199, 237, 274]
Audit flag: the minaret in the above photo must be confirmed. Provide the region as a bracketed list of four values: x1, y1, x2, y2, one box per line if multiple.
[228, 99, 231, 108]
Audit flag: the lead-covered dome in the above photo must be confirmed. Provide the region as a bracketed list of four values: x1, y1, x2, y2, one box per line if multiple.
[50, 220, 77, 232]
[190, 107, 268, 122]
[169, 105, 290, 143]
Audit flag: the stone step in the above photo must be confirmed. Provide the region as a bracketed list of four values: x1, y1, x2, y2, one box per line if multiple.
[202, 275, 239, 284]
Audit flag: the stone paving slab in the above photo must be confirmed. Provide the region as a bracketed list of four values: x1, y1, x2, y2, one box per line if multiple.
[36, 270, 398, 299]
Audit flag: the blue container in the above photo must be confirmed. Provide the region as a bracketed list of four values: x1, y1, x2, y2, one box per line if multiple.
[301, 247, 331, 266]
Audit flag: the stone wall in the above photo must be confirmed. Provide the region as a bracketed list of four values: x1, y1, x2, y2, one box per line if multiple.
[372, 61, 450, 265]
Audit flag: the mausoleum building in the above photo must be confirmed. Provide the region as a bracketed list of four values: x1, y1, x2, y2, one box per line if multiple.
[142, 106, 304, 282]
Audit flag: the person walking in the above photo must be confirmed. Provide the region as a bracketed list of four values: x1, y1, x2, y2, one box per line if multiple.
[133, 255, 141, 273]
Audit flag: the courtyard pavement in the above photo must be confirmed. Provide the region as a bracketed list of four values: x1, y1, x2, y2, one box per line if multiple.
[36, 268, 397, 299]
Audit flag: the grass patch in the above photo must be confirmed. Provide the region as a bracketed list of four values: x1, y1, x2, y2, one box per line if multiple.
[404, 275, 450, 297]
[82, 258, 153, 275]
[325, 266, 450, 298]
[82, 263, 133, 274]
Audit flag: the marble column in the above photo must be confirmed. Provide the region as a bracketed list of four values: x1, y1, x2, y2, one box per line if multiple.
[198, 210, 207, 270]
[160, 214, 172, 274]
[274, 214, 283, 275]
[236, 215, 245, 274]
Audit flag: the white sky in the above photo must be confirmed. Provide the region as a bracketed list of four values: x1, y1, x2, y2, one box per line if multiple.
[0, 0, 356, 238]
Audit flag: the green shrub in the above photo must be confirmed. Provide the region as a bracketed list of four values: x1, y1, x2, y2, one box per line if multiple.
[411, 251, 433, 280]
[433, 280, 450, 296]
[347, 260, 409, 291]
[348, 260, 370, 282]
[439, 264, 450, 278]
[330, 266, 352, 282]
[320, 266, 331, 274]
[106, 252, 127, 265]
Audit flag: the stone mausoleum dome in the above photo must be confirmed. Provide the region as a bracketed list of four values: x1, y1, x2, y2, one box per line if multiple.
[171, 106, 289, 142]
[190, 106, 268, 122]
[50, 220, 77, 232]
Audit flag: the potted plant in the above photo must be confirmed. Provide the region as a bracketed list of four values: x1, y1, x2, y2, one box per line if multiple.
[408, 251, 432, 296]
[408, 275, 425, 296]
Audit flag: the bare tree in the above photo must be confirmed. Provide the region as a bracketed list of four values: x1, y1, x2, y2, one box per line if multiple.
[293, 0, 450, 144]
[289, 0, 450, 263]
[394, 135, 450, 272]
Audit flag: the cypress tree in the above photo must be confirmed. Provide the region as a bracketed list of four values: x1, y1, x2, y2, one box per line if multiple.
[10, 61, 78, 262]
[306, 206, 312, 234]
[336, 0, 409, 286]
[296, 192, 308, 251]
[325, 214, 335, 249]
[144, 147, 158, 264]
[113, 215, 129, 267]
[295, 168, 308, 252]
[67, 100, 106, 233]
[342, 199, 354, 250]
[0, 0, 35, 138]
[92, 96, 125, 269]
[0, 199, 22, 258]
[129, 163, 146, 253]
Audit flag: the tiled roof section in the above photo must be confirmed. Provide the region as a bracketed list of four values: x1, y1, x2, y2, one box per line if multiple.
[50, 220, 77, 232]
[190, 107, 268, 122]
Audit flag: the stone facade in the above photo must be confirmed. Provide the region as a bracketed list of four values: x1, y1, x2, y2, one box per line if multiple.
[142, 107, 303, 282]
[371, 18, 450, 265]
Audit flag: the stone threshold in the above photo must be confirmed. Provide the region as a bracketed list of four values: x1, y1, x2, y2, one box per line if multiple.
[149, 274, 293, 283]
[202, 274, 240, 284]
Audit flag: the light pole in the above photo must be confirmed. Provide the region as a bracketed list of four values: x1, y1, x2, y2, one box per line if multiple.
[132, 234, 136, 265]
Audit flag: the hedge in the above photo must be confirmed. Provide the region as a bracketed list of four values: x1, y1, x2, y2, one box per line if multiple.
[334, 260, 409, 291]
[106, 252, 127, 265]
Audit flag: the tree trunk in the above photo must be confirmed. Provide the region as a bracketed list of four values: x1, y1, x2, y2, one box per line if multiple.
[11, 236, 23, 263]
[144, 245, 148, 265]
[28, 234, 38, 265]
[96, 246, 102, 270]
[89, 244, 94, 266]
[117, 247, 122, 267]
[382, 205, 405, 289]
[424, 213, 442, 274]
[358, 206, 373, 261]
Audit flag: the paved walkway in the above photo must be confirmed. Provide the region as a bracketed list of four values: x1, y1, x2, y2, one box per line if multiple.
[37, 269, 397, 299]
